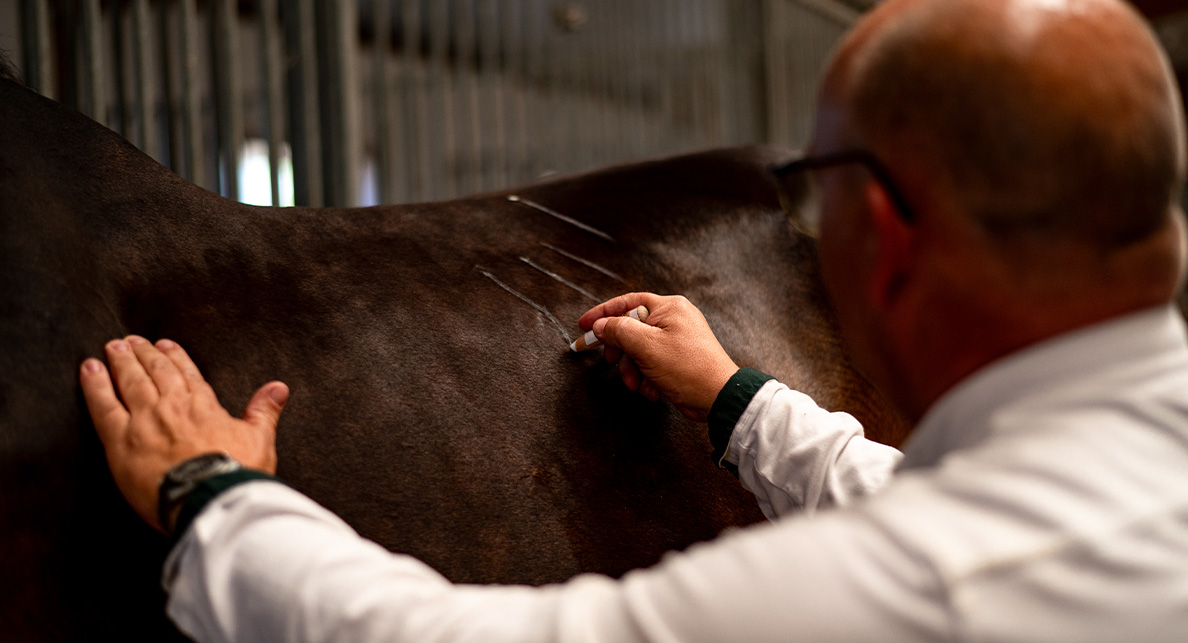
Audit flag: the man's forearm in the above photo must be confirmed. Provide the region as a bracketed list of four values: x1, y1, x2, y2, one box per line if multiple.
[711, 372, 903, 519]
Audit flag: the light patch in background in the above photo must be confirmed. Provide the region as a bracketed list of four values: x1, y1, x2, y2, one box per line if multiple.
[359, 157, 379, 207]
[238, 138, 295, 207]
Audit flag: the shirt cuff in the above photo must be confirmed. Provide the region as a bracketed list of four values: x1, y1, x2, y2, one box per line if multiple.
[172, 469, 283, 544]
[707, 368, 775, 475]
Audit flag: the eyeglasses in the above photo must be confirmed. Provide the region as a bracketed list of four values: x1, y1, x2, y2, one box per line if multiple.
[767, 149, 916, 238]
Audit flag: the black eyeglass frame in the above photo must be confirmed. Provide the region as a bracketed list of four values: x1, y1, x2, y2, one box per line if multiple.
[767, 149, 917, 230]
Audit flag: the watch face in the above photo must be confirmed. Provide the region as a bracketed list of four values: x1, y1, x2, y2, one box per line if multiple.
[169, 453, 234, 482]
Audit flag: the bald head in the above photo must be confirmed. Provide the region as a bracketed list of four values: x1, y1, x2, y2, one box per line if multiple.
[834, 0, 1185, 249]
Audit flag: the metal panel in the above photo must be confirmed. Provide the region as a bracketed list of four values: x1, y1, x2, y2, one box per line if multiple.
[19, 0, 51, 97]
[212, 0, 243, 199]
[260, 0, 284, 206]
[78, 0, 104, 124]
[11, 0, 860, 206]
[284, 0, 322, 206]
[371, 0, 394, 204]
[132, 0, 154, 157]
[179, 0, 205, 187]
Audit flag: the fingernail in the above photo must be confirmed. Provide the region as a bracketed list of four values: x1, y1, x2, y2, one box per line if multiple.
[81, 359, 102, 373]
[268, 385, 288, 405]
[109, 340, 130, 352]
[127, 336, 148, 345]
[157, 339, 175, 350]
[593, 318, 607, 336]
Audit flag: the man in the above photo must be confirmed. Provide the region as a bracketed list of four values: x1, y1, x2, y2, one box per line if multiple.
[81, 0, 1188, 639]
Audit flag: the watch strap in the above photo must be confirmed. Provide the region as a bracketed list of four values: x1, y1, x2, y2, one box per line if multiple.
[170, 469, 282, 543]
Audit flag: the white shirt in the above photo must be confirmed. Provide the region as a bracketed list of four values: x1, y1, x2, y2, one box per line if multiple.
[164, 304, 1188, 642]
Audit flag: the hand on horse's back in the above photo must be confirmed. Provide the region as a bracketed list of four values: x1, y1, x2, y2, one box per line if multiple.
[80, 336, 287, 533]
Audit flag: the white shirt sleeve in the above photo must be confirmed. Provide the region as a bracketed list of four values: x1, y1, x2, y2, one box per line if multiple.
[724, 380, 903, 519]
[163, 480, 952, 643]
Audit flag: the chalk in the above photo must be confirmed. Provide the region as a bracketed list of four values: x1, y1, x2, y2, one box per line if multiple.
[570, 305, 650, 352]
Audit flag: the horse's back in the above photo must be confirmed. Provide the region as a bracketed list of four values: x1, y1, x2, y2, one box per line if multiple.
[0, 77, 904, 639]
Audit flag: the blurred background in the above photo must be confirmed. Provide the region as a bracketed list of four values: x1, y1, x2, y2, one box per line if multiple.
[1, 0, 1186, 208]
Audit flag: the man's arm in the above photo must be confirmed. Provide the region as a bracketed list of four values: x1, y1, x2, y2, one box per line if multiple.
[163, 475, 949, 643]
[581, 293, 901, 516]
[78, 332, 938, 642]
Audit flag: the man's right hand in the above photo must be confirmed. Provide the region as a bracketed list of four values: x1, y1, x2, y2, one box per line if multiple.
[578, 293, 739, 422]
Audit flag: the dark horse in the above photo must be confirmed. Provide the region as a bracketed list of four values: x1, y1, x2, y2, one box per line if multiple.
[0, 68, 907, 639]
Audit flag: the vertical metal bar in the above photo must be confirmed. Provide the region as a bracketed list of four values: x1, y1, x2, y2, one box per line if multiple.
[317, 0, 359, 206]
[456, 0, 482, 194]
[283, 0, 322, 206]
[545, 6, 565, 173]
[428, 0, 456, 199]
[77, 0, 104, 124]
[160, 1, 181, 173]
[260, 0, 284, 206]
[402, 0, 430, 202]
[180, 0, 204, 187]
[504, 0, 529, 185]
[522, 1, 545, 179]
[112, 2, 132, 138]
[132, 0, 155, 156]
[566, 7, 588, 172]
[19, 0, 53, 97]
[762, 0, 788, 145]
[372, 0, 393, 204]
[212, 0, 243, 200]
[478, 0, 505, 191]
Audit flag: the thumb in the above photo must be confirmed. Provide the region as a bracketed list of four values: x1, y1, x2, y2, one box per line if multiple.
[594, 316, 654, 355]
[243, 381, 289, 432]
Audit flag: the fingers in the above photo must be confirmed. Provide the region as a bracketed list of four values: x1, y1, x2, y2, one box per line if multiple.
[128, 336, 189, 397]
[578, 292, 665, 331]
[593, 314, 657, 355]
[80, 358, 131, 444]
[106, 338, 160, 411]
[156, 338, 208, 389]
[242, 381, 289, 434]
[618, 354, 643, 391]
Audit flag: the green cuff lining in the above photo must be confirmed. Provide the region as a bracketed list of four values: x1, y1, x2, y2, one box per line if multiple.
[708, 367, 775, 475]
[172, 469, 283, 543]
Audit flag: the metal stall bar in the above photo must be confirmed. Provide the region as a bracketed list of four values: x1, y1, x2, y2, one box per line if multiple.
[160, 0, 182, 174]
[428, 0, 456, 199]
[19, 0, 53, 97]
[179, 0, 205, 187]
[317, 0, 359, 206]
[283, 0, 323, 206]
[456, 0, 483, 195]
[132, 0, 155, 157]
[212, 0, 244, 199]
[762, 0, 791, 145]
[478, 0, 506, 191]
[76, 0, 105, 124]
[372, 0, 394, 205]
[260, 0, 284, 206]
[112, 2, 132, 138]
[544, 5, 565, 174]
[503, 0, 529, 187]
[401, 0, 430, 202]
[522, 0, 545, 180]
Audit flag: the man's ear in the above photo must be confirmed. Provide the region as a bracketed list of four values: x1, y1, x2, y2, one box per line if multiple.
[866, 180, 914, 310]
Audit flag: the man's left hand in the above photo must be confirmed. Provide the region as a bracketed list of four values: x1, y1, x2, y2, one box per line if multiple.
[80, 336, 288, 533]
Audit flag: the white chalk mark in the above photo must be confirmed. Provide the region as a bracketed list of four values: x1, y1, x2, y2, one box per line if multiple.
[476, 266, 571, 343]
[507, 195, 615, 242]
[518, 256, 600, 302]
[539, 242, 625, 283]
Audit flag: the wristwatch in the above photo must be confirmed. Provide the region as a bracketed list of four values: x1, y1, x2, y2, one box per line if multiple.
[157, 452, 243, 535]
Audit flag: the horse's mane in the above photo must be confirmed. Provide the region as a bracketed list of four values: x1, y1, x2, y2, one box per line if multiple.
[0, 50, 23, 85]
